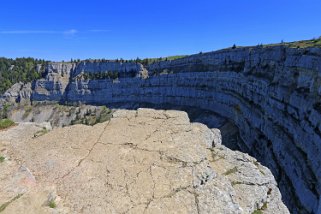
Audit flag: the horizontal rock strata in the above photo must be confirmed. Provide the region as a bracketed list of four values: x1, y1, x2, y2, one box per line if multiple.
[1, 45, 321, 213]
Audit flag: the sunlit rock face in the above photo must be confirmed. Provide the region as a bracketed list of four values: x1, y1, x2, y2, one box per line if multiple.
[32, 62, 75, 102]
[0, 109, 289, 214]
[4, 45, 321, 213]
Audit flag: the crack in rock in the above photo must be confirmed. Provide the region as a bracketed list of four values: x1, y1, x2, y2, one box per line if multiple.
[59, 121, 111, 181]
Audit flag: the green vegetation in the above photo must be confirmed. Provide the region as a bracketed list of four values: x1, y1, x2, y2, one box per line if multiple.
[79, 55, 187, 66]
[33, 127, 49, 138]
[0, 156, 5, 163]
[77, 71, 119, 80]
[0, 103, 11, 119]
[260, 37, 321, 49]
[0, 57, 48, 94]
[225, 36, 321, 50]
[261, 202, 268, 210]
[98, 106, 113, 123]
[137, 55, 187, 65]
[0, 119, 15, 130]
[71, 106, 112, 126]
[0, 194, 23, 212]
[48, 200, 57, 208]
[252, 210, 263, 214]
[279, 37, 321, 48]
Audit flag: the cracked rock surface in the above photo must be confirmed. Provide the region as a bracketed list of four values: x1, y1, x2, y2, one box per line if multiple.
[0, 109, 289, 213]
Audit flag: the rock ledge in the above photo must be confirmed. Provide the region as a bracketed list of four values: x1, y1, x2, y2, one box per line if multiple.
[0, 109, 288, 213]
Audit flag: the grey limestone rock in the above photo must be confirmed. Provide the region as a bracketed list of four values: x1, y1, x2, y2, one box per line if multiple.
[2, 45, 321, 213]
[0, 109, 288, 214]
[2, 82, 32, 104]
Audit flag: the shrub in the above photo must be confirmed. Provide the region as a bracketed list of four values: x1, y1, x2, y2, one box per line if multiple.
[33, 127, 48, 138]
[48, 200, 56, 208]
[0, 119, 15, 130]
[0, 103, 11, 119]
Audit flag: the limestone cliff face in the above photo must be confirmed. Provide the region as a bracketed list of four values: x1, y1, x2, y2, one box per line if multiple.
[3, 45, 321, 213]
[1, 82, 32, 104]
[73, 61, 146, 77]
[31, 62, 75, 102]
[30, 61, 148, 102]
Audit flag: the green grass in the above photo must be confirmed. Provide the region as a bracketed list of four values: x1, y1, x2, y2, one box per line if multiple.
[284, 37, 321, 48]
[48, 200, 56, 208]
[261, 202, 268, 210]
[260, 37, 321, 49]
[164, 55, 187, 60]
[252, 210, 263, 214]
[140, 55, 187, 65]
[227, 36, 321, 50]
[0, 119, 15, 130]
[0, 156, 5, 163]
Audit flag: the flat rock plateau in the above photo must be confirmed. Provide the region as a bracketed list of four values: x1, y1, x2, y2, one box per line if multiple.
[0, 109, 288, 214]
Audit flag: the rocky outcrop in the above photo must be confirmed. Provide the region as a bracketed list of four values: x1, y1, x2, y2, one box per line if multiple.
[1, 82, 32, 104]
[0, 109, 288, 213]
[31, 62, 75, 102]
[73, 61, 148, 78]
[2, 45, 321, 213]
[30, 61, 148, 103]
[6, 104, 112, 128]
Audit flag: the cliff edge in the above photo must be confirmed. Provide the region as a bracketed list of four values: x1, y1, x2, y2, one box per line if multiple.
[0, 109, 288, 214]
[1, 42, 321, 213]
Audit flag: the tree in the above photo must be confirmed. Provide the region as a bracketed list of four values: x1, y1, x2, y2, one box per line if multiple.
[135, 57, 141, 64]
[0, 57, 48, 94]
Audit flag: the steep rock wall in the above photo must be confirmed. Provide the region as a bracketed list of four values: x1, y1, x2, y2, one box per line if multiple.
[32, 62, 75, 102]
[6, 45, 321, 213]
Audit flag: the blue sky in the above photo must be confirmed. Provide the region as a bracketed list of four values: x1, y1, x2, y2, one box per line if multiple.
[1, 0, 321, 61]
